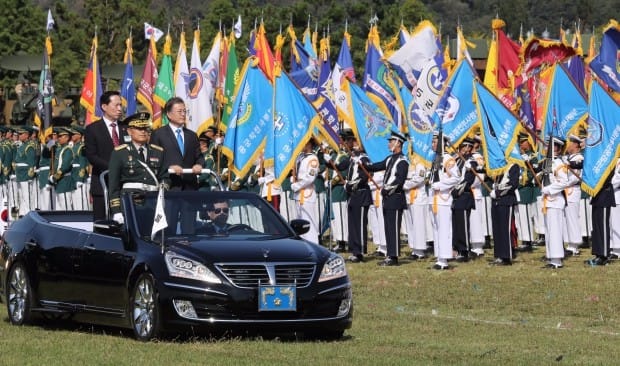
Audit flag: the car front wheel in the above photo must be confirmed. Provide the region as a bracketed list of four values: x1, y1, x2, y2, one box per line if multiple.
[130, 273, 161, 341]
[7, 263, 33, 325]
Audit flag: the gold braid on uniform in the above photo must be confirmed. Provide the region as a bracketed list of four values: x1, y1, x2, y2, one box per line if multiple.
[110, 198, 121, 209]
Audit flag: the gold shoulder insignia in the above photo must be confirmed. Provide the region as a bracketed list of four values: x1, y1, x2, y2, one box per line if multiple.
[150, 144, 163, 151]
[115, 144, 128, 151]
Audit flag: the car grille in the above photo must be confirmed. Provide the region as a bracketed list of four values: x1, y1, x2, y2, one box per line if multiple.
[215, 263, 316, 288]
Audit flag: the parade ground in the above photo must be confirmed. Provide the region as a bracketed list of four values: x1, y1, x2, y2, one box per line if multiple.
[2, 245, 619, 365]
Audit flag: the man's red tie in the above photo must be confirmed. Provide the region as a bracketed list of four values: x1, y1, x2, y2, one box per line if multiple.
[110, 122, 120, 147]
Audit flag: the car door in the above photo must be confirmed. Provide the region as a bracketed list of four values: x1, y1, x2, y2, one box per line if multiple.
[32, 223, 85, 305]
[74, 232, 135, 313]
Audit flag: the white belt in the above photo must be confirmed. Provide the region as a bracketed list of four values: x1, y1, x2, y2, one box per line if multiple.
[123, 182, 158, 191]
[72, 164, 80, 168]
[15, 163, 29, 167]
[38, 167, 50, 171]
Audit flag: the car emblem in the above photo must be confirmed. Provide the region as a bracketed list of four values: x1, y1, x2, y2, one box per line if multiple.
[262, 248, 270, 258]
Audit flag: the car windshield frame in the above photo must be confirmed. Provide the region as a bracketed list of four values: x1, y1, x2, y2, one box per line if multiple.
[124, 191, 295, 240]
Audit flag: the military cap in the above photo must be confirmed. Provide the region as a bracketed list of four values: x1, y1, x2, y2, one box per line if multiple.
[388, 130, 406, 144]
[198, 131, 210, 142]
[205, 125, 218, 134]
[13, 126, 29, 134]
[550, 136, 565, 147]
[518, 132, 530, 142]
[339, 128, 355, 140]
[56, 127, 72, 136]
[70, 125, 85, 135]
[460, 137, 475, 147]
[123, 112, 152, 129]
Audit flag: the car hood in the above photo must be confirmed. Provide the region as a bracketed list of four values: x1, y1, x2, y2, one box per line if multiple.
[166, 237, 331, 263]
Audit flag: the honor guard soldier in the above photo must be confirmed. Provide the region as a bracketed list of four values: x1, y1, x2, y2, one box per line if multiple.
[197, 132, 218, 191]
[291, 138, 321, 244]
[108, 112, 168, 224]
[37, 135, 53, 210]
[515, 133, 540, 252]
[403, 155, 428, 260]
[489, 161, 520, 265]
[324, 130, 352, 252]
[366, 131, 409, 266]
[49, 127, 75, 210]
[429, 132, 460, 270]
[609, 158, 620, 258]
[468, 134, 487, 257]
[540, 137, 569, 268]
[70, 126, 89, 210]
[6, 127, 18, 212]
[451, 138, 476, 262]
[13, 126, 37, 216]
[563, 133, 585, 256]
[256, 154, 282, 212]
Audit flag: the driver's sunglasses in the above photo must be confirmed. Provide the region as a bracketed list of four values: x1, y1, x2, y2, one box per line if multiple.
[212, 207, 229, 214]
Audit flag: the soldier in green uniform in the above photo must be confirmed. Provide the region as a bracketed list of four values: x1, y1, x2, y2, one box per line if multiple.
[324, 131, 352, 252]
[108, 112, 168, 224]
[13, 126, 37, 216]
[4, 127, 18, 214]
[49, 127, 75, 210]
[197, 132, 218, 191]
[37, 132, 54, 210]
[515, 133, 542, 252]
[70, 126, 89, 210]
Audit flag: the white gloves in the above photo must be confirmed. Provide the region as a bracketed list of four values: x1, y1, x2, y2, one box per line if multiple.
[215, 137, 223, 146]
[431, 182, 441, 191]
[258, 177, 266, 185]
[521, 154, 530, 162]
[44, 184, 52, 191]
[76, 182, 84, 188]
[323, 154, 332, 163]
[541, 186, 550, 195]
[9, 175, 16, 181]
[490, 190, 497, 199]
[112, 213, 124, 224]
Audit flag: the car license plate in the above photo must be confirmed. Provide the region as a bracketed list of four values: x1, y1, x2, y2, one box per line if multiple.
[258, 285, 296, 311]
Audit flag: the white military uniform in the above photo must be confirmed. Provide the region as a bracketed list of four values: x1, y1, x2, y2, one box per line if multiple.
[430, 153, 460, 265]
[259, 166, 282, 205]
[562, 152, 583, 254]
[403, 159, 428, 257]
[469, 151, 486, 255]
[541, 156, 569, 264]
[291, 152, 320, 244]
[368, 171, 386, 254]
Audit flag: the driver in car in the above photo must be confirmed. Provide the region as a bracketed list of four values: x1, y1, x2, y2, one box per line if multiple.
[197, 199, 232, 234]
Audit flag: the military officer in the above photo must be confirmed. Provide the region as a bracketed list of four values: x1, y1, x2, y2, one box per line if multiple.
[403, 155, 428, 260]
[515, 133, 540, 252]
[451, 138, 477, 262]
[468, 134, 487, 257]
[70, 126, 89, 210]
[49, 127, 75, 210]
[368, 170, 387, 256]
[13, 126, 37, 216]
[197, 132, 219, 191]
[489, 162, 520, 265]
[562, 133, 585, 256]
[585, 166, 616, 266]
[37, 135, 53, 210]
[108, 112, 168, 223]
[324, 130, 353, 252]
[609, 158, 620, 258]
[366, 131, 409, 266]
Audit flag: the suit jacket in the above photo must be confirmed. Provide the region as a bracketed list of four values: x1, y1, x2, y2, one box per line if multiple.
[85, 119, 128, 196]
[149, 125, 204, 190]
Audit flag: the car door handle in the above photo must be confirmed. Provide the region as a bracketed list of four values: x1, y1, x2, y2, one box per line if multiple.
[25, 240, 38, 248]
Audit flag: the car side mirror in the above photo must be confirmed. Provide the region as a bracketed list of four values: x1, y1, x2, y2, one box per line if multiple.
[93, 219, 124, 236]
[289, 219, 310, 236]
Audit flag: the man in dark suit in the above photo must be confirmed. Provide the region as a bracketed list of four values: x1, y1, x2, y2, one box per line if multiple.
[585, 173, 616, 266]
[149, 97, 204, 234]
[196, 199, 232, 235]
[489, 163, 520, 266]
[365, 131, 409, 266]
[84, 91, 126, 220]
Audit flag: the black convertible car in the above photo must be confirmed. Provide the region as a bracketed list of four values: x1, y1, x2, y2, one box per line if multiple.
[0, 191, 352, 340]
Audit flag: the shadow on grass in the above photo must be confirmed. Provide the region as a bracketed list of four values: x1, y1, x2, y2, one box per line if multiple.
[1, 315, 353, 343]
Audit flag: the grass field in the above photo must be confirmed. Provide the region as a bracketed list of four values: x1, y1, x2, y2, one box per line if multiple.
[1, 245, 619, 365]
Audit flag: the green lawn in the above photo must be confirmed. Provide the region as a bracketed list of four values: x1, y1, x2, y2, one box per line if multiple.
[1, 247, 619, 365]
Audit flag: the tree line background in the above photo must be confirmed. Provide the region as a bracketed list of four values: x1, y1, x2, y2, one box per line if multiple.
[1, 0, 617, 96]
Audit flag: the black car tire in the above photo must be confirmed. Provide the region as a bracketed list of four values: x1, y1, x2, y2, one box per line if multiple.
[130, 273, 161, 341]
[7, 262, 34, 325]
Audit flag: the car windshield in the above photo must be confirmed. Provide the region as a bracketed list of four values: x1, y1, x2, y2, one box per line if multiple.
[127, 191, 293, 240]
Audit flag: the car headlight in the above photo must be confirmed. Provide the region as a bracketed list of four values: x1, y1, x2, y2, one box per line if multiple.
[165, 251, 221, 284]
[318, 254, 347, 282]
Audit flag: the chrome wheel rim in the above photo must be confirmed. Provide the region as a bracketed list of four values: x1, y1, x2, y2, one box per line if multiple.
[133, 277, 155, 338]
[8, 265, 28, 323]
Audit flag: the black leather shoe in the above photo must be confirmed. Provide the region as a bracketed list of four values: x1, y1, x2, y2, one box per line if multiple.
[609, 253, 620, 260]
[455, 254, 469, 263]
[408, 253, 425, 260]
[372, 251, 386, 257]
[347, 255, 364, 263]
[533, 236, 546, 246]
[432, 263, 449, 270]
[377, 257, 399, 266]
[489, 258, 512, 266]
[516, 244, 533, 252]
[543, 262, 563, 269]
[585, 256, 609, 266]
[564, 249, 580, 257]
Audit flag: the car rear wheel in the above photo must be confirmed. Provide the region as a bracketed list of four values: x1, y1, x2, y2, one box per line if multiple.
[7, 263, 33, 325]
[130, 273, 161, 341]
